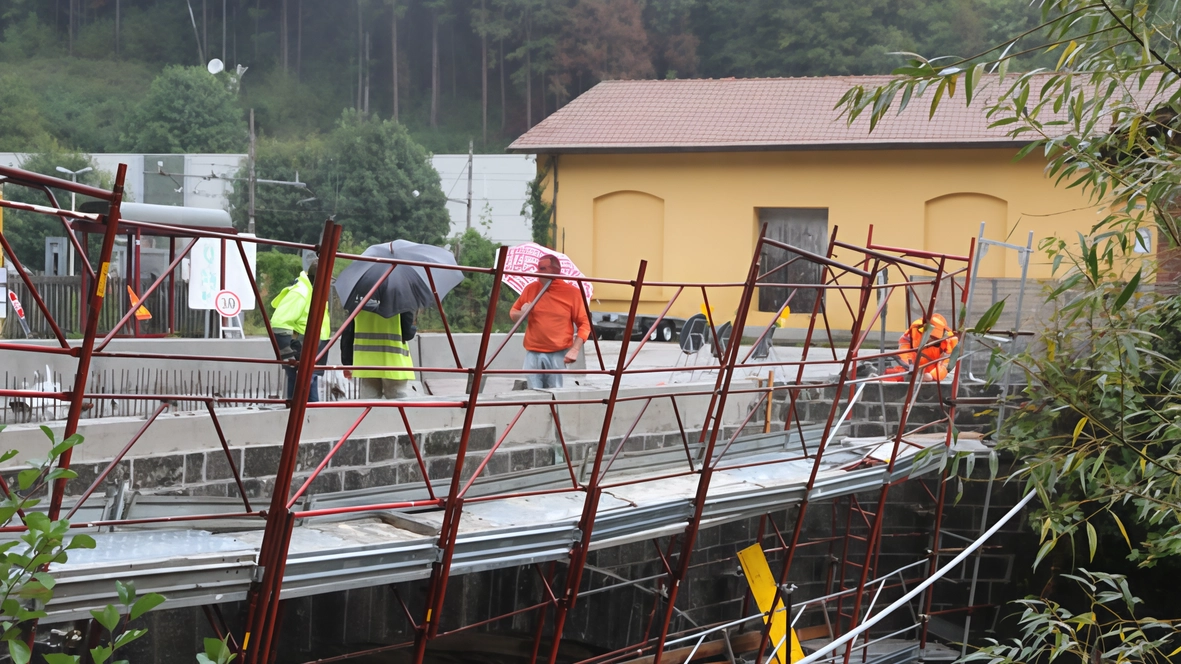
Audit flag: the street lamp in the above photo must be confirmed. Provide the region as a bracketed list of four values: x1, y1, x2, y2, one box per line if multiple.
[55, 166, 93, 277]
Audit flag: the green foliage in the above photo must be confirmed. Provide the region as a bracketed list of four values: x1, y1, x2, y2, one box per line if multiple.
[255, 250, 304, 315]
[121, 65, 247, 154]
[196, 637, 237, 664]
[0, 72, 51, 151]
[963, 570, 1181, 664]
[0, 12, 60, 61]
[18, 58, 154, 154]
[0, 0, 1055, 154]
[837, 1, 1181, 660]
[232, 111, 451, 247]
[523, 162, 553, 247]
[2, 150, 111, 272]
[0, 426, 164, 663]
[690, 0, 1049, 79]
[324, 110, 451, 245]
[421, 218, 511, 333]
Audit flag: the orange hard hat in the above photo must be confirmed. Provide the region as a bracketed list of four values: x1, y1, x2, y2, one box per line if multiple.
[911, 313, 949, 334]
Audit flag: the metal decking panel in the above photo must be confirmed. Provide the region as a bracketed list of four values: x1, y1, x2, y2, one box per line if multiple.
[38, 431, 949, 622]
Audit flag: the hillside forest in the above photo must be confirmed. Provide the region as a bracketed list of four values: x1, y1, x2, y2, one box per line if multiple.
[0, 0, 1054, 280]
[2, 0, 1052, 155]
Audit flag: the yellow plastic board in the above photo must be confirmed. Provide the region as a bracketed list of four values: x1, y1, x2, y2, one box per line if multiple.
[737, 543, 805, 664]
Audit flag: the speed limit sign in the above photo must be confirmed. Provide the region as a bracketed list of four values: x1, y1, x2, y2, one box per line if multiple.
[214, 290, 242, 317]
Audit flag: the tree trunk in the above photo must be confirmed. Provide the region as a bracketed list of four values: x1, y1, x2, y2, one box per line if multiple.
[296, 0, 302, 81]
[68, 0, 73, 56]
[499, 39, 506, 131]
[203, 0, 208, 62]
[392, 4, 399, 122]
[364, 31, 371, 115]
[450, 23, 457, 100]
[357, 0, 363, 111]
[281, 0, 288, 73]
[115, 0, 120, 57]
[480, 0, 487, 145]
[525, 15, 532, 129]
[431, 10, 439, 129]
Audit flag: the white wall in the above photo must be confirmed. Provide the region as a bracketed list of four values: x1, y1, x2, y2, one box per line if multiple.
[432, 154, 535, 246]
[0, 152, 245, 209]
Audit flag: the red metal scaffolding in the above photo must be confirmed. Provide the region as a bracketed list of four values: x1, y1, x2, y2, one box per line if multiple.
[0, 164, 984, 664]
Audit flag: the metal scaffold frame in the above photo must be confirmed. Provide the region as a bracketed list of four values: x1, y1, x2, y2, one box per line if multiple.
[0, 163, 995, 664]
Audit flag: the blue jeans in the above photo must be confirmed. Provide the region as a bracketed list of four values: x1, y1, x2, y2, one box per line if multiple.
[285, 340, 327, 402]
[284, 367, 321, 402]
[524, 349, 567, 390]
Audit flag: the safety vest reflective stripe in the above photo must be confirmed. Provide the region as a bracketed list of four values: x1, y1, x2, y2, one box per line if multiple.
[355, 332, 403, 342]
[352, 344, 411, 355]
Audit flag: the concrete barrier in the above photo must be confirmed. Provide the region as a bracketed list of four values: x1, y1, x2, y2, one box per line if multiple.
[0, 333, 583, 385]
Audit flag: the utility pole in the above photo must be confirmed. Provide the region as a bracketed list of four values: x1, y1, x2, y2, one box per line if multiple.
[466, 140, 474, 230]
[248, 109, 257, 234]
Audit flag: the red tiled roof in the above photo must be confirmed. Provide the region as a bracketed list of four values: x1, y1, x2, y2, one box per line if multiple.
[507, 76, 1024, 153]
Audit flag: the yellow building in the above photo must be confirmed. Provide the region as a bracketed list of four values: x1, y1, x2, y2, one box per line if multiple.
[508, 76, 1111, 332]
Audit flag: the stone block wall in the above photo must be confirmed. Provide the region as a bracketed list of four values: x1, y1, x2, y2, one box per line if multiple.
[753, 381, 1021, 439]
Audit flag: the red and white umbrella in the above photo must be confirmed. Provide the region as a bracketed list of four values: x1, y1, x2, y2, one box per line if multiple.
[502, 243, 593, 300]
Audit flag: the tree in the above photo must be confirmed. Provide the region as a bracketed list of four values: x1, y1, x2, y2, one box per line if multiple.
[498, 0, 563, 129]
[3, 150, 108, 273]
[643, 0, 698, 80]
[837, 0, 1181, 658]
[523, 161, 553, 246]
[323, 110, 451, 245]
[232, 111, 451, 247]
[120, 65, 247, 154]
[0, 73, 51, 151]
[556, 0, 653, 102]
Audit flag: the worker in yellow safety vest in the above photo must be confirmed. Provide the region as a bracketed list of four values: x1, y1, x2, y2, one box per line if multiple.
[271, 259, 332, 402]
[342, 310, 417, 399]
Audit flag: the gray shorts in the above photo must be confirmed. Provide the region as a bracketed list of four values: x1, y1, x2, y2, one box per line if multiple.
[523, 349, 567, 390]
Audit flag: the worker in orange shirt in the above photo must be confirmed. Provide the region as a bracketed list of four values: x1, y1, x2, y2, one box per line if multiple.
[885, 313, 958, 381]
[509, 254, 592, 389]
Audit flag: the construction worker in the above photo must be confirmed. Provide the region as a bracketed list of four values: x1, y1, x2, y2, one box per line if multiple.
[271, 258, 331, 402]
[341, 310, 416, 399]
[885, 313, 958, 381]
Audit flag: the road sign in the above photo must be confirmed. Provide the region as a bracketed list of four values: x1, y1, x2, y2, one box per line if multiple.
[187, 235, 257, 311]
[7, 291, 31, 338]
[127, 286, 152, 321]
[215, 290, 242, 317]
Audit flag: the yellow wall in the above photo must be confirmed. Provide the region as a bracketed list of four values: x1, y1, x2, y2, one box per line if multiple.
[545, 148, 1105, 331]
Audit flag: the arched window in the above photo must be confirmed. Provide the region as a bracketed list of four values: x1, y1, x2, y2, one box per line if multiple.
[593, 191, 665, 298]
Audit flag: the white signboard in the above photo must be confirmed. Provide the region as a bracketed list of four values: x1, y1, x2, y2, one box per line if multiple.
[187, 235, 257, 310]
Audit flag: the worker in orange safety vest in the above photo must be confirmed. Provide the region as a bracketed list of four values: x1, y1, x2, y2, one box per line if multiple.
[884, 313, 958, 381]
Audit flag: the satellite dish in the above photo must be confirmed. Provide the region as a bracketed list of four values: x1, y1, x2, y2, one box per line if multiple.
[207, 58, 224, 75]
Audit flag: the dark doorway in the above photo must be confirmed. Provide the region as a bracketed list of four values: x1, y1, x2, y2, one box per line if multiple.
[757, 208, 828, 314]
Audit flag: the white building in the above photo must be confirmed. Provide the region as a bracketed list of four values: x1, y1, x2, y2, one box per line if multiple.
[431, 153, 536, 246]
[0, 152, 535, 246]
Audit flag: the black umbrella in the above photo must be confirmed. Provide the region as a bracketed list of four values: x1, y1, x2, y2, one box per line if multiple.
[333, 240, 463, 317]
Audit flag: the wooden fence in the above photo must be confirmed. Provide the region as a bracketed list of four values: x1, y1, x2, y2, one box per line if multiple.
[2, 275, 211, 339]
